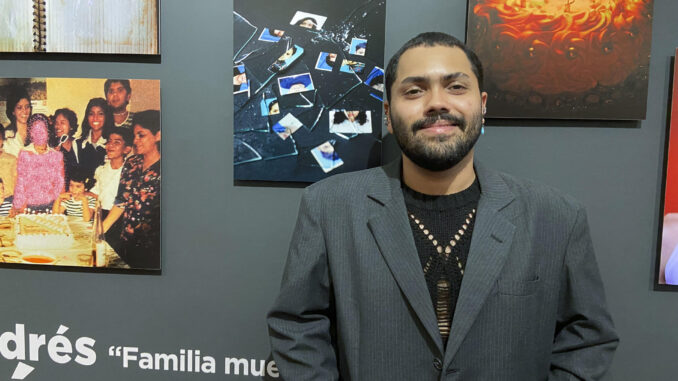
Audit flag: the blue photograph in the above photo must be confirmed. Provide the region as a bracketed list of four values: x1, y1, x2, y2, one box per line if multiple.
[278, 73, 314, 95]
[349, 38, 367, 56]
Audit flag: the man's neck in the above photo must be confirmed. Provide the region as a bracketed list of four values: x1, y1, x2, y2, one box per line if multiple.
[110, 157, 124, 169]
[401, 151, 476, 196]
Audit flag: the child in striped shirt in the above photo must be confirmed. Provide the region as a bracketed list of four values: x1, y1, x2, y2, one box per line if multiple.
[52, 169, 96, 221]
[0, 178, 12, 217]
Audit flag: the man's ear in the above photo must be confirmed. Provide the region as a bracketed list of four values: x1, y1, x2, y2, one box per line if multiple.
[384, 101, 393, 134]
[123, 146, 132, 155]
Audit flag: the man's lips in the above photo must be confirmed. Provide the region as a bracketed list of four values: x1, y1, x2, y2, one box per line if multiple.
[418, 121, 459, 134]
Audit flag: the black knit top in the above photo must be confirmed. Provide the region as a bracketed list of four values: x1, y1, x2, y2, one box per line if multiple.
[402, 179, 481, 345]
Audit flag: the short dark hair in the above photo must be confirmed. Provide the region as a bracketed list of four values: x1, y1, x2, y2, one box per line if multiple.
[133, 110, 161, 134]
[104, 79, 131, 94]
[108, 126, 133, 147]
[384, 32, 484, 101]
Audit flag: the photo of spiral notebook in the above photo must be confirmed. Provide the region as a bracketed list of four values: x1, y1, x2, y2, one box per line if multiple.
[0, 0, 159, 55]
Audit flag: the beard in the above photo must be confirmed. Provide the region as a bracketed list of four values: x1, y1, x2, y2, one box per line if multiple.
[390, 109, 482, 172]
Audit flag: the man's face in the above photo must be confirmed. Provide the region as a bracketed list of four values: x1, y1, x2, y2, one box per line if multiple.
[106, 133, 130, 160]
[386, 45, 487, 172]
[106, 81, 131, 111]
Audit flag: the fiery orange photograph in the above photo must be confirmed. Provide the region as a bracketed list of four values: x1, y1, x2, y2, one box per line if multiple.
[466, 0, 654, 119]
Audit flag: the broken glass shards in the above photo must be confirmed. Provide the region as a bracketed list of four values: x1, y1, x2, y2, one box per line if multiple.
[234, 130, 298, 162]
[233, 11, 258, 58]
[234, 137, 262, 165]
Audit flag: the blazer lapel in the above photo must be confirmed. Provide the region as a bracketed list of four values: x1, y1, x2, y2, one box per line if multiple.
[367, 161, 444, 353]
[443, 162, 518, 364]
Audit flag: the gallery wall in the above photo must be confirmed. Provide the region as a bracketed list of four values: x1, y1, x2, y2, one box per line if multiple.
[0, 0, 676, 379]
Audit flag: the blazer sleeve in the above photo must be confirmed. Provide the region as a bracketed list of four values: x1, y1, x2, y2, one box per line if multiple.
[550, 206, 619, 380]
[267, 187, 339, 381]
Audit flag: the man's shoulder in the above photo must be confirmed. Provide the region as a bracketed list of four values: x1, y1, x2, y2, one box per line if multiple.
[305, 165, 387, 196]
[486, 167, 585, 217]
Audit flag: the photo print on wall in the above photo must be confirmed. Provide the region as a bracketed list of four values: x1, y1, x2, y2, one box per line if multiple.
[465, 0, 654, 119]
[0, 77, 161, 271]
[656, 49, 678, 290]
[0, 0, 159, 54]
[233, 0, 385, 182]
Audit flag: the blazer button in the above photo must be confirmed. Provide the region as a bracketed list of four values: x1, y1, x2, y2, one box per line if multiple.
[433, 358, 442, 370]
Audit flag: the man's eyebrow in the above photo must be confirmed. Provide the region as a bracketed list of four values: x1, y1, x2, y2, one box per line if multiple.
[443, 72, 471, 82]
[399, 72, 471, 86]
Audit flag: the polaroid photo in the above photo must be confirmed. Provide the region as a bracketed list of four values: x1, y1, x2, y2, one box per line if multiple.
[289, 11, 327, 30]
[339, 60, 365, 74]
[278, 73, 315, 96]
[315, 52, 337, 72]
[272, 113, 304, 140]
[258, 28, 285, 42]
[364, 66, 384, 93]
[329, 110, 372, 134]
[268, 44, 304, 73]
[349, 38, 367, 56]
[260, 97, 280, 116]
[233, 64, 249, 94]
[311, 142, 344, 173]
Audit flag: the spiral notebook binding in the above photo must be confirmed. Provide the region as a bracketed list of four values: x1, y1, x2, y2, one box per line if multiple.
[32, 0, 47, 52]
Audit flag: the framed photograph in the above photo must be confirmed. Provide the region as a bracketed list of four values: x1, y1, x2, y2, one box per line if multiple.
[656, 49, 678, 289]
[0, 0, 159, 55]
[0, 77, 161, 271]
[233, 0, 385, 182]
[466, 0, 654, 119]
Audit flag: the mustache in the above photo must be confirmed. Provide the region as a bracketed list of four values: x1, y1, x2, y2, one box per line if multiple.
[411, 113, 466, 132]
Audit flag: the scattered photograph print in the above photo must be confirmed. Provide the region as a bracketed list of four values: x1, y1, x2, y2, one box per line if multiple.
[0, 77, 161, 271]
[289, 11, 328, 30]
[258, 28, 285, 42]
[272, 113, 304, 140]
[278, 73, 315, 96]
[315, 52, 338, 72]
[311, 141, 343, 173]
[233, 65, 250, 94]
[349, 38, 367, 56]
[339, 60, 365, 74]
[329, 110, 372, 134]
[466, 0, 654, 119]
[233, 0, 385, 182]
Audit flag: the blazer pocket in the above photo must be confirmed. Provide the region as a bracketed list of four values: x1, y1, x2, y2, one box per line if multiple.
[496, 277, 541, 296]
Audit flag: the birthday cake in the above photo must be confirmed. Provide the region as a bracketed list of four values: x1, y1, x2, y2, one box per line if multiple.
[15, 214, 75, 250]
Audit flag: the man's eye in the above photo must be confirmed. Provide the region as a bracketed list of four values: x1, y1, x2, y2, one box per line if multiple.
[405, 88, 422, 95]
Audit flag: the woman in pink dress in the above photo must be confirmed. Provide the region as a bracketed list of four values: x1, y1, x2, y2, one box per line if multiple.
[12, 114, 64, 214]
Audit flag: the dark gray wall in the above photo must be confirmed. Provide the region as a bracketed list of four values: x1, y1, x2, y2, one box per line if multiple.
[0, 0, 675, 379]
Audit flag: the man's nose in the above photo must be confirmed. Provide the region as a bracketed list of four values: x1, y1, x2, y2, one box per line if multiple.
[424, 86, 450, 116]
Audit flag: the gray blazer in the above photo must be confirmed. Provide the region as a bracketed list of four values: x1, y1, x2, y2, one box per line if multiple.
[268, 160, 618, 380]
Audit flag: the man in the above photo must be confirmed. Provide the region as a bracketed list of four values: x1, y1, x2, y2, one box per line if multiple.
[267, 32, 618, 380]
[0, 125, 16, 197]
[105, 79, 134, 129]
